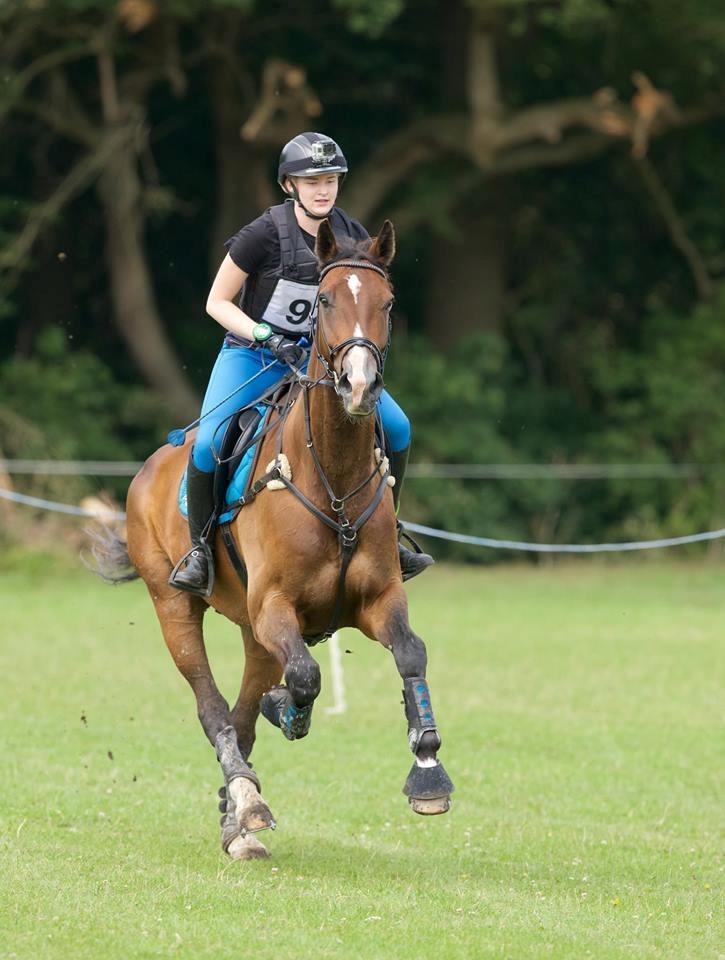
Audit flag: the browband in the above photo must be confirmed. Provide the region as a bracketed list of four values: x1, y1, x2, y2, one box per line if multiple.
[319, 259, 388, 282]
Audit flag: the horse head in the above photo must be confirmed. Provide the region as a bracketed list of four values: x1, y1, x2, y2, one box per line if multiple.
[314, 219, 396, 417]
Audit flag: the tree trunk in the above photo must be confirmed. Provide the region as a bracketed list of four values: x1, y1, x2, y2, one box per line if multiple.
[426, 195, 506, 346]
[427, 2, 506, 346]
[208, 55, 275, 280]
[97, 145, 199, 420]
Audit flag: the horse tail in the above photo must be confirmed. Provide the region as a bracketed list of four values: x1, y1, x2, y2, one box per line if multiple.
[82, 524, 139, 584]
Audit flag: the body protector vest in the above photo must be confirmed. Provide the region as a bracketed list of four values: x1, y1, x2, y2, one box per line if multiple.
[239, 200, 360, 337]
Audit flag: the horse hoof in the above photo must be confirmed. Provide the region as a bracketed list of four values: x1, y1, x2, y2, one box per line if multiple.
[403, 758, 455, 807]
[409, 795, 451, 816]
[240, 801, 277, 834]
[227, 833, 270, 860]
[260, 686, 313, 740]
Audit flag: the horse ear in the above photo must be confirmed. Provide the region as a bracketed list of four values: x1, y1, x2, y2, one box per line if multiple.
[316, 219, 339, 265]
[368, 220, 396, 267]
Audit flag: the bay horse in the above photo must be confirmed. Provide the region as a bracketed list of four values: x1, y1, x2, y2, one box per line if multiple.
[94, 219, 454, 860]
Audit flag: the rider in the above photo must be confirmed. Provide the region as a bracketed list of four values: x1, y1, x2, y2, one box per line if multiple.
[171, 131, 433, 594]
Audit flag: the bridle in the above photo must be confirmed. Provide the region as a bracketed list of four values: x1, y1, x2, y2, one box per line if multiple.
[309, 259, 392, 385]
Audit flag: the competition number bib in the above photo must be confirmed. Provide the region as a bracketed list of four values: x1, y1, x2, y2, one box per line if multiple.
[262, 278, 319, 334]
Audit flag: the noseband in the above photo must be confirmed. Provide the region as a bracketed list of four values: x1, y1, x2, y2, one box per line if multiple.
[311, 259, 391, 382]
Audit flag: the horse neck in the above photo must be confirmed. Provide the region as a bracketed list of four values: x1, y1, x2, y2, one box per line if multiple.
[297, 354, 376, 496]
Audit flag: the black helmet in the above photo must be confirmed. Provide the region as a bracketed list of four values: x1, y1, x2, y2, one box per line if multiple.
[277, 132, 348, 190]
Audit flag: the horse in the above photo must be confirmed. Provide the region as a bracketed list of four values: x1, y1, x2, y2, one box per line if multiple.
[91, 218, 454, 860]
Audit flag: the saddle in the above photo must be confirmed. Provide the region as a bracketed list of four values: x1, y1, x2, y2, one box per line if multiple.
[179, 378, 296, 525]
[214, 405, 266, 515]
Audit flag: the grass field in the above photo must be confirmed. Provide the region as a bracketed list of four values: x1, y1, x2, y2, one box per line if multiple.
[0, 559, 722, 959]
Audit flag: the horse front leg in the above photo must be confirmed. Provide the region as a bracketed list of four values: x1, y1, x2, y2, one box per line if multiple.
[250, 595, 321, 741]
[360, 590, 455, 815]
[230, 622, 284, 758]
[149, 588, 273, 859]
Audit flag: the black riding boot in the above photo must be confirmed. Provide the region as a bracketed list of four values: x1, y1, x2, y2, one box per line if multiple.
[168, 458, 216, 596]
[389, 444, 434, 582]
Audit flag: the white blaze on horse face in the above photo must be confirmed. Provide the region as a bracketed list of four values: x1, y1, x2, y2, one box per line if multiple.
[347, 273, 362, 304]
[341, 272, 376, 413]
[346, 345, 373, 411]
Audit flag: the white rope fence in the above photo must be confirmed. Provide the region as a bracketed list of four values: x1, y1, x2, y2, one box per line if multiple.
[0, 487, 126, 520]
[402, 520, 725, 553]
[3, 459, 723, 479]
[1, 459, 142, 476]
[2, 485, 725, 553]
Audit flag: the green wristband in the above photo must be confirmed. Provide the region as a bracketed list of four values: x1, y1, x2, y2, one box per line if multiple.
[252, 322, 273, 343]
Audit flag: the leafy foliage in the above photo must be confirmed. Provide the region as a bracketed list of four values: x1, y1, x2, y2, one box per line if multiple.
[2, 0, 725, 557]
[0, 327, 169, 502]
[332, 0, 404, 34]
[389, 288, 725, 558]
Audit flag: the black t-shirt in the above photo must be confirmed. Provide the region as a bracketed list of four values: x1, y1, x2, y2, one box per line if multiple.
[221, 206, 368, 347]
[224, 207, 369, 276]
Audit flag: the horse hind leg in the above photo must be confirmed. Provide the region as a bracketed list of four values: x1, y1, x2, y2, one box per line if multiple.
[215, 726, 274, 860]
[149, 587, 274, 859]
[216, 624, 283, 845]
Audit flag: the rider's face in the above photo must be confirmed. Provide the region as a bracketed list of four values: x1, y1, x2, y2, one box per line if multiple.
[289, 174, 339, 216]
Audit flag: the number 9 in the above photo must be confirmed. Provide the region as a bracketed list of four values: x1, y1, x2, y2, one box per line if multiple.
[286, 300, 312, 325]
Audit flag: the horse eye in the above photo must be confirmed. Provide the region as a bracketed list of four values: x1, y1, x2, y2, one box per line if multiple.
[319, 294, 329, 307]
[384, 300, 394, 312]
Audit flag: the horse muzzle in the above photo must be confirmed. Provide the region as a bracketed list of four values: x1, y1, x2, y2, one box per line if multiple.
[336, 345, 383, 416]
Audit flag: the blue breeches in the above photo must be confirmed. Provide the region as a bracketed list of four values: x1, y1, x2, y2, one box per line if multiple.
[192, 342, 411, 473]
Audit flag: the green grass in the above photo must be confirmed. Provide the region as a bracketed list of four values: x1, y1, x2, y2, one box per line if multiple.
[0, 561, 722, 959]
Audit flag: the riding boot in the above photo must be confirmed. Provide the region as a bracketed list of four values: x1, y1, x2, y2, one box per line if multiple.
[389, 443, 434, 581]
[169, 458, 217, 595]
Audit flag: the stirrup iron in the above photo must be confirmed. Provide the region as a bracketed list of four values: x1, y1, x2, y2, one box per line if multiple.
[168, 540, 215, 597]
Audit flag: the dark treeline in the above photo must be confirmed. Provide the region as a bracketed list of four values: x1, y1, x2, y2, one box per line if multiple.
[2, 0, 725, 557]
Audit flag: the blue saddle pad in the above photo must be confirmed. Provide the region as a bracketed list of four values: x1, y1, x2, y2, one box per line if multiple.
[178, 407, 267, 524]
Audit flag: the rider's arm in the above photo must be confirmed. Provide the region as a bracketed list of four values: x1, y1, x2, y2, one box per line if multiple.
[205, 254, 257, 341]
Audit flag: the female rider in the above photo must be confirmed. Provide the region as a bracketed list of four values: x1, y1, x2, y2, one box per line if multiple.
[171, 131, 432, 594]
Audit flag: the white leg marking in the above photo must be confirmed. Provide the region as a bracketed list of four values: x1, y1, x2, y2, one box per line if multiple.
[228, 776, 260, 816]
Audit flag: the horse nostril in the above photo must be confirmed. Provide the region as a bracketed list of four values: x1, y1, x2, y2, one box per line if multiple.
[370, 373, 384, 401]
[337, 372, 351, 392]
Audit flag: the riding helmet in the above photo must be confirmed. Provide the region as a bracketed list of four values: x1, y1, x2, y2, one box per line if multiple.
[277, 132, 348, 191]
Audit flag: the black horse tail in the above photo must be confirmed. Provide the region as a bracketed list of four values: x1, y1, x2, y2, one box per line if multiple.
[82, 525, 139, 584]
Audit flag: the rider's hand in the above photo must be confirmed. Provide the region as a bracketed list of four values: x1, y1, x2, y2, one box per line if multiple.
[266, 334, 305, 367]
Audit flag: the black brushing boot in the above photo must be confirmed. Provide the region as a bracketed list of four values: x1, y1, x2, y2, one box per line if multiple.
[168, 457, 217, 596]
[389, 444, 434, 581]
